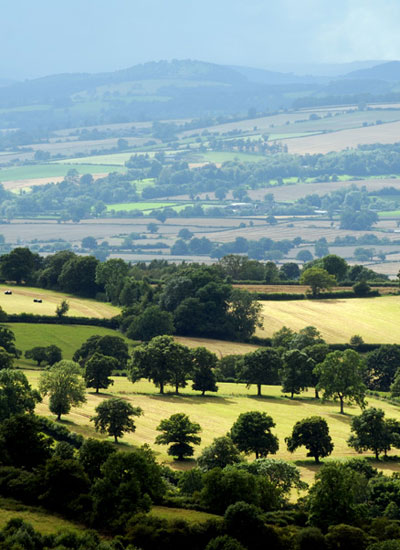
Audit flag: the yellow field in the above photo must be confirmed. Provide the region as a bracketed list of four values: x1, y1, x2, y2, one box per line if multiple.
[258, 296, 400, 343]
[175, 336, 258, 357]
[0, 285, 120, 319]
[25, 373, 400, 483]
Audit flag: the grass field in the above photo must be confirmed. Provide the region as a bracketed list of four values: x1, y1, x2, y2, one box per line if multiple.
[175, 336, 258, 357]
[106, 201, 178, 212]
[0, 163, 125, 182]
[55, 152, 139, 165]
[257, 296, 400, 343]
[25, 375, 400, 483]
[150, 506, 221, 524]
[0, 285, 120, 318]
[0, 498, 85, 534]
[9, 323, 133, 367]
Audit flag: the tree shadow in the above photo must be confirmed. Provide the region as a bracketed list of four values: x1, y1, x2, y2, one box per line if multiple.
[325, 412, 353, 424]
[148, 393, 235, 406]
[248, 394, 313, 406]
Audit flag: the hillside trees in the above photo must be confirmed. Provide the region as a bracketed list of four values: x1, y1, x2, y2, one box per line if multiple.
[39, 360, 86, 420]
[0, 369, 41, 420]
[281, 349, 314, 399]
[84, 352, 117, 393]
[239, 348, 281, 396]
[314, 349, 367, 414]
[230, 411, 279, 459]
[155, 413, 201, 460]
[91, 397, 143, 443]
[348, 407, 400, 459]
[0, 247, 42, 284]
[286, 417, 334, 463]
[300, 267, 336, 297]
[73, 335, 129, 370]
[191, 347, 218, 395]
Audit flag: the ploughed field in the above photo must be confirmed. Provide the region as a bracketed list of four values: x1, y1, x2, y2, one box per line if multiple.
[257, 295, 400, 343]
[0, 285, 120, 319]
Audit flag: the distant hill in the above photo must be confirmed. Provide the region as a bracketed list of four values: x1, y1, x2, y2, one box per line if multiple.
[344, 61, 400, 81]
[228, 65, 327, 85]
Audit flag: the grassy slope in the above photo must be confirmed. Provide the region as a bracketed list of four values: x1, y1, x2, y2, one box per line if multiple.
[258, 296, 400, 343]
[9, 324, 133, 367]
[0, 164, 125, 182]
[24, 374, 400, 484]
[0, 285, 120, 318]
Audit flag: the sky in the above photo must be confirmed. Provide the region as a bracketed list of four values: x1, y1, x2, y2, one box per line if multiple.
[1, 0, 400, 79]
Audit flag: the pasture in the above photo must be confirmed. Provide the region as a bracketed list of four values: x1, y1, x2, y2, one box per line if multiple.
[0, 285, 120, 318]
[258, 295, 400, 343]
[0, 163, 125, 183]
[25, 374, 400, 483]
[9, 323, 132, 367]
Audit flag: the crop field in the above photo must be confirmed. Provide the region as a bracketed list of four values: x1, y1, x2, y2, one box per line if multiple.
[257, 296, 400, 343]
[55, 152, 138, 165]
[234, 284, 399, 295]
[282, 120, 400, 154]
[0, 285, 120, 318]
[25, 374, 400, 482]
[0, 163, 125, 183]
[175, 336, 258, 357]
[9, 323, 131, 367]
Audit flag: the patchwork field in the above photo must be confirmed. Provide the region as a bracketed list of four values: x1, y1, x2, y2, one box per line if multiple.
[0, 163, 125, 183]
[25, 374, 400, 483]
[258, 296, 400, 343]
[0, 285, 120, 318]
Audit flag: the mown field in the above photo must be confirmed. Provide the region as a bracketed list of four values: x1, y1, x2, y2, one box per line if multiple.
[0, 163, 125, 182]
[0, 285, 120, 318]
[257, 296, 400, 343]
[25, 374, 400, 484]
[9, 324, 133, 367]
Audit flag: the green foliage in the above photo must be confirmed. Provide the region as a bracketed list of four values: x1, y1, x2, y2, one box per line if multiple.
[300, 267, 336, 297]
[348, 407, 400, 459]
[91, 397, 143, 443]
[314, 349, 367, 414]
[39, 360, 86, 420]
[84, 352, 117, 393]
[0, 347, 14, 370]
[55, 299, 70, 318]
[239, 347, 281, 396]
[126, 305, 174, 341]
[205, 535, 246, 550]
[0, 247, 40, 284]
[366, 345, 400, 392]
[286, 416, 334, 463]
[155, 413, 201, 460]
[0, 369, 41, 421]
[191, 347, 218, 395]
[281, 349, 313, 399]
[197, 436, 242, 471]
[78, 438, 116, 481]
[230, 411, 279, 459]
[0, 327, 20, 357]
[73, 334, 129, 370]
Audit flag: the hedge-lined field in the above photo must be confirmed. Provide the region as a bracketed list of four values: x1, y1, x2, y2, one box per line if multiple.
[0, 285, 120, 319]
[257, 295, 400, 343]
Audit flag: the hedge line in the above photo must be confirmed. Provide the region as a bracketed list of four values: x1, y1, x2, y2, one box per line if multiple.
[5, 313, 120, 329]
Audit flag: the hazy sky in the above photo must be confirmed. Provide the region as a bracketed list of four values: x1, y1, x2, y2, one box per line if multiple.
[2, 0, 400, 79]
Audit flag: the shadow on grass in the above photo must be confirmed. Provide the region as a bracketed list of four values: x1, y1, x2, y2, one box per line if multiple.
[325, 411, 353, 424]
[148, 393, 235, 406]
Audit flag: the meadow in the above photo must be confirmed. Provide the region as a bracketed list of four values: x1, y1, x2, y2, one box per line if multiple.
[0, 285, 120, 318]
[0, 163, 125, 183]
[258, 295, 400, 343]
[25, 374, 400, 484]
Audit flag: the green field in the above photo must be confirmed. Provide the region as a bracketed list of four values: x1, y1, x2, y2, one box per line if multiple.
[25, 374, 400, 483]
[0, 285, 120, 318]
[0, 163, 125, 182]
[55, 152, 139, 165]
[9, 323, 132, 367]
[106, 201, 179, 212]
[379, 210, 400, 218]
[258, 296, 400, 343]
[200, 151, 266, 163]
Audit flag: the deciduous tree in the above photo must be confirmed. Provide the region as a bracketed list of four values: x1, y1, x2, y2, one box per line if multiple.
[230, 411, 279, 459]
[91, 397, 143, 443]
[155, 412, 201, 460]
[84, 352, 117, 393]
[286, 416, 334, 463]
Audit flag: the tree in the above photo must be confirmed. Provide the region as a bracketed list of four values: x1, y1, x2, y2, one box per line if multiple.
[228, 288, 263, 340]
[308, 462, 368, 528]
[279, 262, 300, 280]
[84, 352, 117, 393]
[130, 335, 191, 394]
[230, 411, 279, 459]
[322, 254, 348, 281]
[197, 436, 242, 471]
[303, 343, 330, 398]
[0, 247, 39, 284]
[0, 369, 41, 421]
[178, 228, 193, 240]
[315, 239, 329, 258]
[155, 413, 201, 460]
[281, 349, 313, 399]
[55, 299, 69, 318]
[296, 249, 313, 263]
[348, 407, 398, 460]
[367, 345, 400, 391]
[191, 347, 218, 395]
[286, 417, 334, 463]
[314, 349, 367, 414]
[91, 397, 143, 443]
[39, 360, 87, 420]
[24, 346, 48, 366]
[0, 347, 14, 370]
[264, 261, 280, 283]
[95, 258, 129, 304]
[0, 327, 20, 357]
[300, 267, 336, 297]
[239, 347, 281, 396]
[73, 335, 129, 370]
[45, 345, 62, 366]
[81, 236, 97, 249]
[57, 255, 100, 297]
[78, 438, 116, 481]
[147, 222, 159, 233]
[126, 305, 174, 341]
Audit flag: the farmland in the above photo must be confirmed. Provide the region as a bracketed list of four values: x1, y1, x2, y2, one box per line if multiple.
[25, 374, 400, 483]
[257, 295, 400, 343]
[0, 285, 120, 318]
[0, 163, 126, 183]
